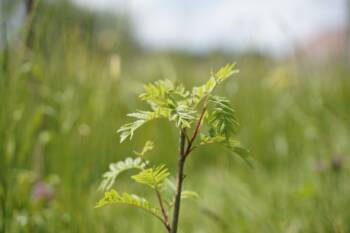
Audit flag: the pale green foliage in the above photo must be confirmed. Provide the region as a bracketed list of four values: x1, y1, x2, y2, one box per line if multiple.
[95, 189, 163, 220]
[200, 134, 227, 145]
[99, 157, 149, 191]
[98, 63, 248, 232]
[117, 63, 239, 142]
[97, 157, 200, 227]
[167, 190, 200, 208]
[207, 96, 239, 139]
[200, 135, 247, 157]
[132, 165, 170, 190]
[134, 140, 154, 157]
[140, 79, 189, 107]
[180, 191, 200, 200]
[97, 159, 175, 226]
[118, 111, 164, 143]
[214, 63, 239, 83]
[118, 80, 195, 142]
[200, 135, 251, 167]
[190, 63, 239, 106]
[168, 104, 196, 128]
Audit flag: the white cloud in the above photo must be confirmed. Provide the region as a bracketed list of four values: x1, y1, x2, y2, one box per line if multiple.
[73, 0, 348, 56]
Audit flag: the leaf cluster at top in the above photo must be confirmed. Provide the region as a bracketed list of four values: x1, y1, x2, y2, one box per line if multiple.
[117, 63, 249, 162]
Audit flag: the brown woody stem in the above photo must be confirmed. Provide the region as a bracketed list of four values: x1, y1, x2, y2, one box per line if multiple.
[170, 99, 209, 233]
[170, 130, 186, 233]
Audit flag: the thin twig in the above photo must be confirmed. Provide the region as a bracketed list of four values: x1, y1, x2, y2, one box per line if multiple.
[155, 190, 171, 232]
[184, 105, 207, 158]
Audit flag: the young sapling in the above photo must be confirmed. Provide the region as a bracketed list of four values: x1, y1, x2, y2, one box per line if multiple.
[96, 63, 250, 233]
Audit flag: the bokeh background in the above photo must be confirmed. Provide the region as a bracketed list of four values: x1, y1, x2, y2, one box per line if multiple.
[0, 0, 350, 232]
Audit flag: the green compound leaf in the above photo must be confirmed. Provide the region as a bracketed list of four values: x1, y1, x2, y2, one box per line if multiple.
[132, 165, 170, 190]
[168, 103, 196, 128]
[214, 63, 239, 83]
[133, 140, 154, 157]
[207, 96, 239, 139]
[118, 63, 239, 142]
[167, 190, 200, 207]
[99, 157, 149, 191]
[181, 190, 200, 200]
[140, 79, 195, 129]
[200, 135, 252, 168]
[118, 110, 166, 143]
[190, 63, 239, 106]
[95, 189, 163, 221]
[118, 79, 196, 141]
[140, 79, 189, 107]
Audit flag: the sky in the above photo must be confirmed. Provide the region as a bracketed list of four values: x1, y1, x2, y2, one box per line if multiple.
[10, 0, 350, 56]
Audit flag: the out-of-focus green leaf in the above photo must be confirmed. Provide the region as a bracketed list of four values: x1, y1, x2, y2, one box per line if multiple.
[200, 135, 252, 168]
[181, 190, 200, 200]
[99, 157, 149, 191]
[134, 140, 154, 157]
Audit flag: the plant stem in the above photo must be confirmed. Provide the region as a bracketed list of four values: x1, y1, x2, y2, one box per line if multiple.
[155, 190, 170, 232]
[170, 104, 208, 233]
[170, 130, 186, 233]
[185, 106, 207, 157]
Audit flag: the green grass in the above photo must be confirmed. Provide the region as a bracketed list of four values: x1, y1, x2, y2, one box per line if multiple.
[1, 2, 350, 233]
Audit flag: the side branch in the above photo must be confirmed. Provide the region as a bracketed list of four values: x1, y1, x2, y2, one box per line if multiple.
[185, 106, 207, 157]
[155, 190, 170, 232]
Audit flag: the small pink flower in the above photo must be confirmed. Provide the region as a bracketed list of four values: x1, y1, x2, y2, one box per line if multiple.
[32, 181, 55, 202]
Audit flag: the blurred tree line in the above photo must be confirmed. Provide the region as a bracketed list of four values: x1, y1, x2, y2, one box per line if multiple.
[0, 0, 140, 70]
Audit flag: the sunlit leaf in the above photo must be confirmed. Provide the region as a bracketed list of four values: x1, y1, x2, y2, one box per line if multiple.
[140, 79, 189, 108]
[118, 110, 166, 143]
[189, 63, 239, 106]
[169, 104, 196, 128]
[99, 157, 149, 191]
[95, 189, 163, 221]
[132, 165, 170, 190]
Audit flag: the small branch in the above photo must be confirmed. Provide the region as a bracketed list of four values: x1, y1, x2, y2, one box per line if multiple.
[184, 105, 207, 157]
[155, 190, 170, 232]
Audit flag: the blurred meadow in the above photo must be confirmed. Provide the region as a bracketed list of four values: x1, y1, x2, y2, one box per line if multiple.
[1, 0, 350, 232]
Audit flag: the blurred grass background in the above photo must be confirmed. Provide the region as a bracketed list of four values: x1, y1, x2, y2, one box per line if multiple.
[1, 1, 350, 233]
